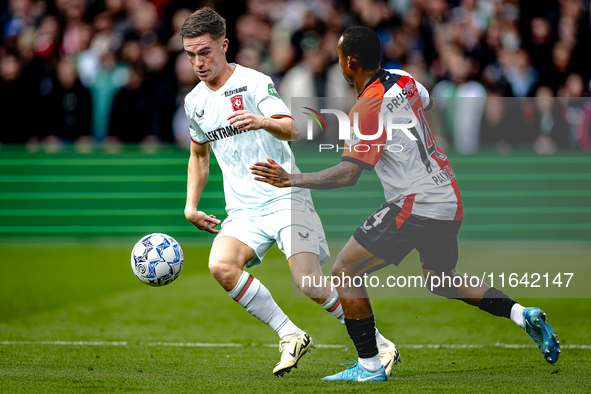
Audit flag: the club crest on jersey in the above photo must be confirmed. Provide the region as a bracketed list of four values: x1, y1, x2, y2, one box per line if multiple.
[231, 95, 244, 111]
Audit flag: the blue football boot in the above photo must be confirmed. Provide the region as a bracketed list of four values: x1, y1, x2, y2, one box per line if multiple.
[322, 360, 387, 382]
[523, 307, 560, 364]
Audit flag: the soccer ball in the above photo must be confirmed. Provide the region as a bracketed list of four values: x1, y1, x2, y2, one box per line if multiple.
[131, 233, 184, 286]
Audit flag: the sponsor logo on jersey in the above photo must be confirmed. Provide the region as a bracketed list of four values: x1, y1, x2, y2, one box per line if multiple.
[224, 86, 247, 97]
[204, 125, 248, 142]
[196, 109, 204, 118]
[386, 80, 419, 111]
[268, 83, 280, 98]
[231, 94, 244, 111]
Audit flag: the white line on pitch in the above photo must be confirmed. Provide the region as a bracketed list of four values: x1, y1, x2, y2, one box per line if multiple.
[262, 343, 346, 349]
[401, 344, 483, 349]
[0, 341, 128, 346]
[143, 342, 243, 348]
[1, 341, 590, 350]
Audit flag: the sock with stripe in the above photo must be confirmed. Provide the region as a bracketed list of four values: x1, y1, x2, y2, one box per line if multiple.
[321, 287, 345, 324]
[229, 271, 300, 338]
[345, 315, 382, 371]
[324, 291, 384, 344]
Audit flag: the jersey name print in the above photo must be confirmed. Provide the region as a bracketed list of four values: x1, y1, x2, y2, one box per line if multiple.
[202, 124, 247, 143]
[184, 64, 309, 215]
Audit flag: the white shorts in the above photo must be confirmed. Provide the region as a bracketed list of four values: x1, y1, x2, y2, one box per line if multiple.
[215, 202, 330, 268]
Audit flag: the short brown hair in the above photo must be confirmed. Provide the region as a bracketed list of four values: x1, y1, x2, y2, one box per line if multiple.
[180, 7, 226, 41]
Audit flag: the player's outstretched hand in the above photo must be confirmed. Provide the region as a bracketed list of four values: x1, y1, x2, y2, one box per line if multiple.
[185, 210, 221, 234]
[227, 110, 264, 131]
[250, 157, 291, 188]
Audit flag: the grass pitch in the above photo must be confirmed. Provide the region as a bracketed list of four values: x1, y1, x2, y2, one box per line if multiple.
[1, 241, 590, 393]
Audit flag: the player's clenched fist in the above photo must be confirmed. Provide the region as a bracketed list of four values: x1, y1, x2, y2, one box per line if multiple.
[185, 210, 221, 233]
[251, 157, 292, 188]
[227, 110, 264, 131]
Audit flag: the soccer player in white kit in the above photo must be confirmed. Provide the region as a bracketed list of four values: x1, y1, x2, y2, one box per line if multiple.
[180, 8, 399, 376]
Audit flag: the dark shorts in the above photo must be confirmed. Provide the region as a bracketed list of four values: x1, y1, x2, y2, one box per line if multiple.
[353, 202, 462, 272]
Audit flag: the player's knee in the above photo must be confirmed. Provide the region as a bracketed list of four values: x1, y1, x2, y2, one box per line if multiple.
[208, 258, 234, 283]
[423, 268, 458, 297]
[331, 258, 346, 278]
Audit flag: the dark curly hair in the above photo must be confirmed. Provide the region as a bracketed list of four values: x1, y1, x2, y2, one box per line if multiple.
[339, 26, 381, 70]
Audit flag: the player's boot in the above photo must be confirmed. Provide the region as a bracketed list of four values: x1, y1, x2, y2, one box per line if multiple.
[523, 307, 560, 364]
[273, 331, 315, 376]
[377, 335, 401, 377]
[321, 360, 387, 382]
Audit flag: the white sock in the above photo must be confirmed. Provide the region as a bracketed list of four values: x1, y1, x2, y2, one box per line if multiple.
[321, 287, 345, 324]
[277, 319, 301, 338]
[358, 355, 382, 371]
[510, 303, 525, 328]
[375, 328, 389, 349]
[229, 271, 299, 336]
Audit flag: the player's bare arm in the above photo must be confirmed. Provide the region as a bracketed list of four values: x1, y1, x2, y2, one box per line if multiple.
[184, 141, 221, 233]
[227, 111, 300, 141]
[251, 158, 363, 190]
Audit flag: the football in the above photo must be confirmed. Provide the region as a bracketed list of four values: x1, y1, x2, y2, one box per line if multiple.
[130, 233, 184, 286]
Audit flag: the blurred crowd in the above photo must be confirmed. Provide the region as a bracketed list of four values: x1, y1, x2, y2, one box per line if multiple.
[0, 0, 590, 153]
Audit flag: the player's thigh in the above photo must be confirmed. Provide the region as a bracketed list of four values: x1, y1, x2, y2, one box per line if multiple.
[212, 215, 273, 269]
[332, 236, 391, 278]
[343, 202, 417, 275]
[210, 235, 255, 269]
[416, 219, 462, 273]
[276, 206, 330, 265]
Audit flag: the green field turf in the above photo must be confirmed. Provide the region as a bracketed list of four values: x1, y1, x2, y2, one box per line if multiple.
[1, 241, 590, 393]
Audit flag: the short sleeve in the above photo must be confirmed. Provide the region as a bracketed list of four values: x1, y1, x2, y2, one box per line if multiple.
[391, 68, 431, 110]
[416, 80, 431, 110]
[254, 76, 292, 118]
[184, 102, 208, 144]
[341, 97, 385, 171]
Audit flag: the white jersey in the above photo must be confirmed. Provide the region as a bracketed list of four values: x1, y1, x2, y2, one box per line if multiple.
[184, 64, 310, 214]
[341, 69, 463, 221]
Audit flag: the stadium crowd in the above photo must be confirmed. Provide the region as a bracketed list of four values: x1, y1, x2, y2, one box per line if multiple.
[0, 0, 590, 153]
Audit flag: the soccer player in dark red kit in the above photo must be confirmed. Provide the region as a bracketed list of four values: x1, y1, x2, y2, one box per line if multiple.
[251, 26, 560, 381]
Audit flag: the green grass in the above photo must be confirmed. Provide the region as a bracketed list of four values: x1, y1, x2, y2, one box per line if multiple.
[1, 241, 590, 392]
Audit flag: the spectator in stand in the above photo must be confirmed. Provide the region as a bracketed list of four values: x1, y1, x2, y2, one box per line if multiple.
[279, 32, 349, 110]
[559, 73, 591, 149]
[108, 65, 151, 144]
[432, 46, 486, 155]
[500, 48, 538, 97]
[1, 0, 36, 44]
[87, 48, 129, 142]
[523, 86, 569, 154]
[1, 0, 590, 153]
[171, 51, 199, 149]
[141, 43, 176, 142]
[0, 51, 33, 144]
[49, 58, 92, 144]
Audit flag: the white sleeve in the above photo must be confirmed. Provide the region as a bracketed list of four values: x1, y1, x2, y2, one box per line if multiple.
[391, 69, 431, 109]
[254, 75, 292, 118]
[416, 80, 431, 110]
[184, 102, 208, 144]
